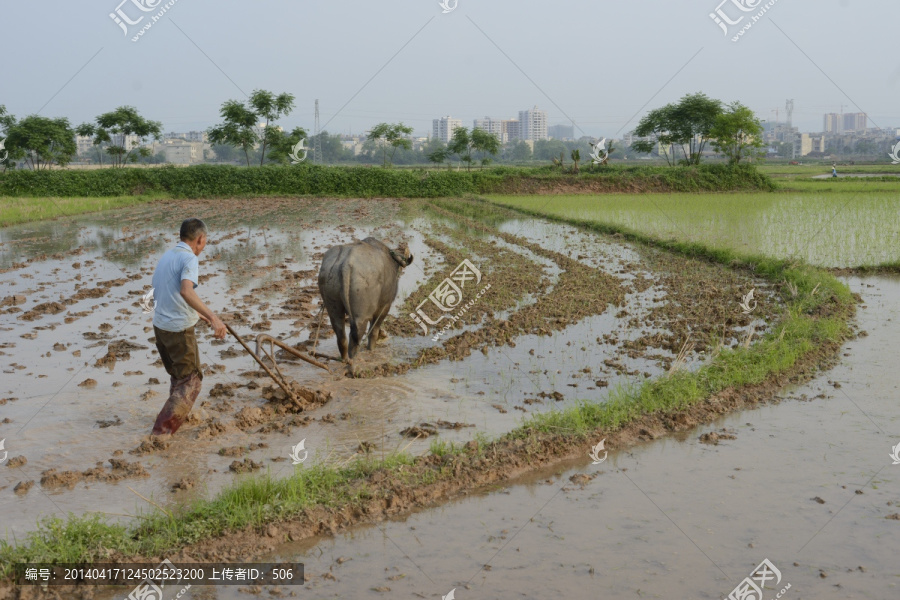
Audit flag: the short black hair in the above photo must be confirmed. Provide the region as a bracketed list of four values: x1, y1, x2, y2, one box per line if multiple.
[180, 218, 208, 241]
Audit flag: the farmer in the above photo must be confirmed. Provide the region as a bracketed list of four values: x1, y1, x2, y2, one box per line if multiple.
[150, 218, 226, 435]
[832, 164, 838, 178]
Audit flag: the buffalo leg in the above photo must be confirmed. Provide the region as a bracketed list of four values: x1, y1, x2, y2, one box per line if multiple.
[325, 304, 349, 362]
[368, 305, 391, 351]
[349, 316, 369, 359]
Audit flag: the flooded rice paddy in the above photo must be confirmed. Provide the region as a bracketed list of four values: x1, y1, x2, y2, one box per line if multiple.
[489, 192, 900, 268]
[0, 198, 773, 540]
[1, 195, 897, 598]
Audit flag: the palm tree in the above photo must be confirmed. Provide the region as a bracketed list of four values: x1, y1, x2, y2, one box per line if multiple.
[571, 149, 581, 174]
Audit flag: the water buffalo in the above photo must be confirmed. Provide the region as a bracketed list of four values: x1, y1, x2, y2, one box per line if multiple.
[317, 237, 413, 361]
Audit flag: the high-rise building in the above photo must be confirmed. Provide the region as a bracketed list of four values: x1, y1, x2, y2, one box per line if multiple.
[823, 113, 841, 134]
[473, 117, 504, 141]
[548, 124, 574, 140]
[501, 120, 521, 142]
[842, 112, 867, 133]
[518, 106, 548, 141]
[432, 116, 462, 143]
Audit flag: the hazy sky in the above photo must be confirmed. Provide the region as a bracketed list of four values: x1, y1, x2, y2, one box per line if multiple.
[1, 0, 897, 139]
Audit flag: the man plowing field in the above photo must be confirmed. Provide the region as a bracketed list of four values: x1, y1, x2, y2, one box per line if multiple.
[150, 217, 226, 435]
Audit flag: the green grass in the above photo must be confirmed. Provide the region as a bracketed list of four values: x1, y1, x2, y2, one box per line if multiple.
[759, 163, 900, 176]
[777, 178, 900, 192]
[487, 192, 900, 269]
[0, 455, 417, 577]
[0, 195, 163, 227]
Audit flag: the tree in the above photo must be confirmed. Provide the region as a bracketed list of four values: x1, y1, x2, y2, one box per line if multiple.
[508, 140, 532, 162]
[210, 143, 239, 163]
[633, 92, 723, 166]
[427, 147, 451, 170]
[447, 127, 474, 171]
[264, 126, 308, 164]
[0, 105, 12, 170]
[368, 122, 413, 167]
[710, 102, 765, 165]
[208, 100, 258, 167]
[77, 106, 162, 168]
[447, 127, 501, 171]
[471, 127, 501, 169]
[571, 148, 581, 173]
[249, 90, 295, 166]
[533, 139, 569, 161]
[4, 115, 77, 170]
[308, 131, 349, 163]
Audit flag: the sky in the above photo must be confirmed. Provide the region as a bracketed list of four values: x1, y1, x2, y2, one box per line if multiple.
[1, 0, 897, 139]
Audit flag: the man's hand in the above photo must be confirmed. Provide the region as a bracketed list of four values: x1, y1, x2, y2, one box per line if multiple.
[210, 314, 227, 340]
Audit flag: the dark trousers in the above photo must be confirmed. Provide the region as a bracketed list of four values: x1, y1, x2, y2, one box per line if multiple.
[152, 325, 203, 435]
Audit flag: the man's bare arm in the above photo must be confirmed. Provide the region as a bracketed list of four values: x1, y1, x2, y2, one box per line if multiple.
[180, 279, 227, 339]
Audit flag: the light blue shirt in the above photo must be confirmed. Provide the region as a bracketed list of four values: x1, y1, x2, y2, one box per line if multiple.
[152, 241, 200, 332]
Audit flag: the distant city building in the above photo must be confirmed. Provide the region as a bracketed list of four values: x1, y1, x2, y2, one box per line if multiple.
[548, 124, 574, 140]
[153, 140, 203, 164]
[165, 131, 208, 143]
[793, 133, 825, 158]
[76, 134, 144, 157]
[823, 113, 841, 134]
[473, 117, 504, 142]
[518, 106, 548, 141]
[340, 134, 366, 156]
[75, 135, 95, 156]
[433, 116, 462, 143]
[842, 112, 867, 133]
[501, 119, 521, 142]
[762, 123, 798, 144]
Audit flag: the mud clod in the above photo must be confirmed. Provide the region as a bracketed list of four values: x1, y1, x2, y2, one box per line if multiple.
[172, 478, 196, 491]
[229, 458, 262, 473]
[97, 416, 122, 428]
[13, 481, 34, 495]
[130, 438, 171, 455]
[400, 423, 438, 438]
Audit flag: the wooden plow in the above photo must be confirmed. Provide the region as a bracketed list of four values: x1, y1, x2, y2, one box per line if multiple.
[224, 323, 336, 405]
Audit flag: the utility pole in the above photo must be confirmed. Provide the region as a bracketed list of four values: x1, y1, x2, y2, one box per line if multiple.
[314, 99, 322, 164]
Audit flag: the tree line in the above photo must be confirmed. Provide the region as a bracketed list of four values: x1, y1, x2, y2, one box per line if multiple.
[1, 90, 774, 171]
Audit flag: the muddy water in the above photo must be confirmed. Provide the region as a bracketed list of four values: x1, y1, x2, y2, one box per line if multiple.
[0, 199, 772, 541]
[96, 275, 897, 600]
